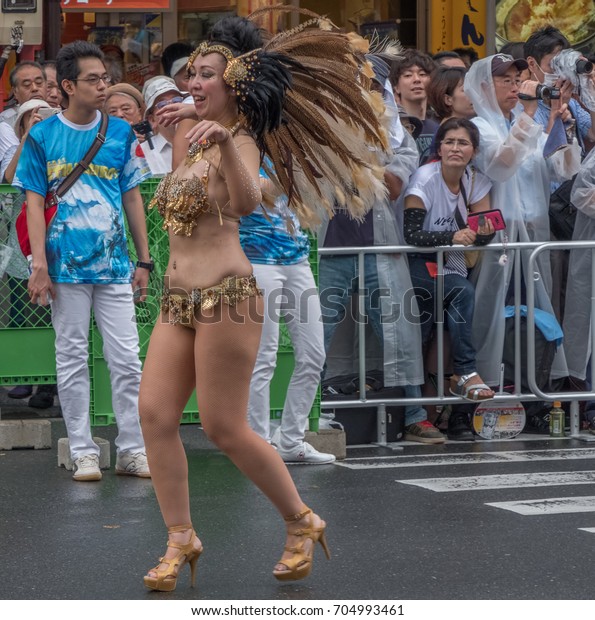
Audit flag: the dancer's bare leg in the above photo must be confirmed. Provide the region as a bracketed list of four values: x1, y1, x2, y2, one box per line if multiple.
[139, 318, 202, 577]
[194, 297, 325, 573]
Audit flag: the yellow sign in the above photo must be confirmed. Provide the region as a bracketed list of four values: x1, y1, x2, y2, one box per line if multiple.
[430, 0, 487, 57]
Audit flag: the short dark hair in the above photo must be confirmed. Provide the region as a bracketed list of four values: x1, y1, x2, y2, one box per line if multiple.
[56, 40, 105, 100]
[9, 61, 46, 89]
[452, 47, 479, 65]
[499, 41, 525, 60]
[435, 117, 480, 153]
[524, 26, 569, 63]
[426, 66, 467, 120]
[432, 51, 463, 65]
[389, 49, 436, 87]
[161, 42, 194, 77]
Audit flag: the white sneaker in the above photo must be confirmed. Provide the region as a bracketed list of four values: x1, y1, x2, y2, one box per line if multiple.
[72, 454, 102, 481]
[270, 427, 281, 447]
[115, 451, 151, 478]
[276, 441, 336, 465]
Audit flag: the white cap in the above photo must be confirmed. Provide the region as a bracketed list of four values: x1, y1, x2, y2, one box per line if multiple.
[142, 76, 182, 116]
[170, 57, 189, 79]
[14, 99, 53, 139]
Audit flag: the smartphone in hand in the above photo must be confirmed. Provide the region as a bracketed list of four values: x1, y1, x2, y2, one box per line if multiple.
[467, 209, 506, 232]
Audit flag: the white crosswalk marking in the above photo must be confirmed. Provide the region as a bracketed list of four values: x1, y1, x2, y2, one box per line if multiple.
[336, 447, 595, 469]
[578, 528, 595, 533]
[486, 496, 595, 515]
[397, 471, 595, 492]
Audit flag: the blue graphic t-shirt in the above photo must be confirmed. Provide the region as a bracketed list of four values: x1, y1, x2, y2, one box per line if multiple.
[240, 196, 309, 265]
[13, 111, 150, 284]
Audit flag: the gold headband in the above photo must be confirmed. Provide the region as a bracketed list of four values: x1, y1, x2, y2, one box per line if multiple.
[187, 41, 256, 93]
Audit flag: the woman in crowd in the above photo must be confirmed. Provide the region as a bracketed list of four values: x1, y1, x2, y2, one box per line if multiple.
[426, 65, 474, 123]
[403, 118, 495, 403]
[138, 13, 389, 592]
[464, 54, 580, 386]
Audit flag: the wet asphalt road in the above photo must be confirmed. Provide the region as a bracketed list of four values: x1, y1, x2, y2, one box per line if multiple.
[2, 401, 595, 601]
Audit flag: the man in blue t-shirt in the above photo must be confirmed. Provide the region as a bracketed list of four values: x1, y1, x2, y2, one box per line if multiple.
[14, 41, 152, 482]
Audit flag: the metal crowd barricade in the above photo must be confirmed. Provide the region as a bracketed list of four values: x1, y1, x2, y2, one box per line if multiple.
[318, 240, 595, 445]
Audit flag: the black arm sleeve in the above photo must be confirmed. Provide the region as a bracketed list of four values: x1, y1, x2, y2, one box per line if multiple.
[473, 231, 496, 246]
[404, 207, 455, 247]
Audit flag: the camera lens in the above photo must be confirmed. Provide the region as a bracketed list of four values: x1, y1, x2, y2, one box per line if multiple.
[576, 59, 594, 75]
[535, 84, 550, 100]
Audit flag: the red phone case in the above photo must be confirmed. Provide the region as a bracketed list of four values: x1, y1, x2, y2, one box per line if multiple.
[467, 209, 506, 232]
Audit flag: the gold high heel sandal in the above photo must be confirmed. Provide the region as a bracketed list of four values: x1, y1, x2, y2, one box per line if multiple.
[144, 524, 203, 592]
[273, 507, 330, 582]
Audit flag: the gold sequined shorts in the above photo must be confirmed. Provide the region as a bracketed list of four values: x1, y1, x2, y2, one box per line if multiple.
[161, 274, 262, 327]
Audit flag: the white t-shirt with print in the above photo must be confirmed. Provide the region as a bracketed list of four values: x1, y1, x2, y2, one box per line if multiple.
[404, 160, 492, 275]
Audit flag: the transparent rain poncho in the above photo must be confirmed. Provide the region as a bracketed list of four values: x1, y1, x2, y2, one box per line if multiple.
[318, 103, 424, 387]
[562, 148, 595, 380]
[463, 56, 580, 385]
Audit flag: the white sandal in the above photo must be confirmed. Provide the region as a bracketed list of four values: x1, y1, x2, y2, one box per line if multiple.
[449, 372, 494, 402]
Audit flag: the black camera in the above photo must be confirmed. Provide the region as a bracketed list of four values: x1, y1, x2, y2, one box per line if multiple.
[576, 58, 594, 75]
[536, 84, 561, 100]
[131, 120, 155, 150]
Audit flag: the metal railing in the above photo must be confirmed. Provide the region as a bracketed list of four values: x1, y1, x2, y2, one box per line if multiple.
[318, 240, 595, 444]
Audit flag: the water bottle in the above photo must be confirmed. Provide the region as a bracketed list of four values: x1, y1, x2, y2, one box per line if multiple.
[549, 401, 565, 438]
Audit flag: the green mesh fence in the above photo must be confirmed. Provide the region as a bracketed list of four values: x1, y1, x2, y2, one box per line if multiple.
[0, 181, 320, 429]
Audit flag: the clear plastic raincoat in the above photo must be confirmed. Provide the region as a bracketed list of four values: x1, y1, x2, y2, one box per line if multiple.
[464, 57, 580, 385]
[562, 148, 595, 379]
[318, 88, 424, 387]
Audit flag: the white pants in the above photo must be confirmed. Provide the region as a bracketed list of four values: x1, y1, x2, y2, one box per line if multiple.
[51, 283, 146, 460]
[248, 261, 325, 451]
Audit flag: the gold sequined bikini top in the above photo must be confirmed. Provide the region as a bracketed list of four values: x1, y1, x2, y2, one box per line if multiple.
[149, 122, 245, 236]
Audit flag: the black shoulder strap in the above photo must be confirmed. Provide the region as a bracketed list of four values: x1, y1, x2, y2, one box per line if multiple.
[54, 112, 109, 199]
[454, 167, 471, 230]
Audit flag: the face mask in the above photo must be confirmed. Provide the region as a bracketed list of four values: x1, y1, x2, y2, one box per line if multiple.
[542, 71, 558, 87]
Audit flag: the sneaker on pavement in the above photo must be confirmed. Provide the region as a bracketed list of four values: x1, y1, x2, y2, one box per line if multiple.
[115, 451, 151, 478]
[72, 454, 102, 481]
[276, 441, 336, 465]
[404, 420, 445, 444]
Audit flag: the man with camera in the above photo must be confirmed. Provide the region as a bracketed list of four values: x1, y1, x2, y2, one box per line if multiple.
[524, 27, 595, 428]
[525, 26, 595, 155]
[462, 54, 580, 394]
[138, 75, 183, 176]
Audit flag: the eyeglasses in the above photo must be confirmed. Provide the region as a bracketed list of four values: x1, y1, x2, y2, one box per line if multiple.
[441, 138, 473, 148]
[155, 96, 184, 109]
[72, 74, 112, 86]
[493, 77, 522, 89]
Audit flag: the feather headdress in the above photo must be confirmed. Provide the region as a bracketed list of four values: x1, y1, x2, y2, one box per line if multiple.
[193, 7, 401, 228]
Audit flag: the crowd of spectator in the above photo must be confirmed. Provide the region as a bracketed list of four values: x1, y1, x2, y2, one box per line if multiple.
[2, 24, 595, 455]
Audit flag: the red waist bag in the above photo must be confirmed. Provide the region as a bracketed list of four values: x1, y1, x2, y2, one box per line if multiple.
[15, 192, 58, 257]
